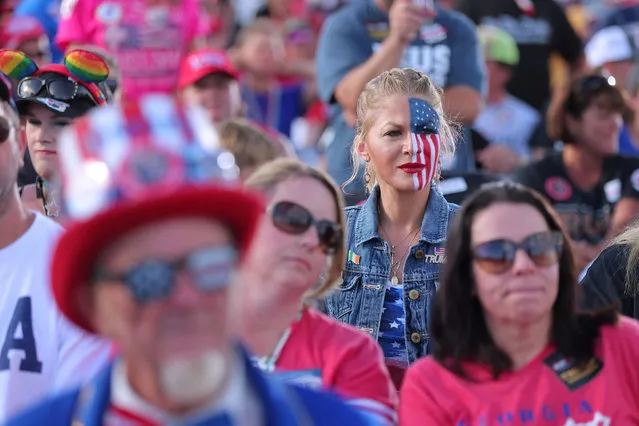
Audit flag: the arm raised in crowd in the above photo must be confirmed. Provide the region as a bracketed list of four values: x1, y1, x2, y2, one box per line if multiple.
[317, 0, 428, 116]
[440, 12, 484, 125]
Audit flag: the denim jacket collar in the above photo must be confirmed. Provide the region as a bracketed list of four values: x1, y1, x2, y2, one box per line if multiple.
[353, 184, 450, 247]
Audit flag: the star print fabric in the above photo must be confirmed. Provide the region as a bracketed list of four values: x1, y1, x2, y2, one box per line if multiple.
[378, 280, 408, 367]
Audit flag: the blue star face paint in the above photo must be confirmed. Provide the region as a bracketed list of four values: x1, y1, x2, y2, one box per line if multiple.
[407, 97, 441, 191]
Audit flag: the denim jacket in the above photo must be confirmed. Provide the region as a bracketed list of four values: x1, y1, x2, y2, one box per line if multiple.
[326, 185, 458, 364]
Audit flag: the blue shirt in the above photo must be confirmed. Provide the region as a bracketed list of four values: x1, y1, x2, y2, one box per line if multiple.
[15, 0, 63, 64]
[618, 124, 639, 157]
[325, 185, 458, 364]
[315, 1, 485, 205]
[4, 347, 378, 426]
[378, 282, 408, 366]
[241, 81, 306, 139]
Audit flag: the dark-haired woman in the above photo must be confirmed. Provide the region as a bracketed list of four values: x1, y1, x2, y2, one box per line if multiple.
[514, 73, 639, 271]
[400, 182, 639, 425]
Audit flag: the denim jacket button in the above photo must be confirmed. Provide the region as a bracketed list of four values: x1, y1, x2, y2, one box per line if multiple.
[409, 289, 420, 300]
[414, 249, 425, 259]
[410, 332, 422, 344]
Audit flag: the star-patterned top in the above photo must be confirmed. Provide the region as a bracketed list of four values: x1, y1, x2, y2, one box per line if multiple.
[409, 97, 439, 135]
[378, 280, 408, 367]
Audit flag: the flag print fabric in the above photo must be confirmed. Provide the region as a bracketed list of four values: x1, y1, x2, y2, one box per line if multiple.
[409, 97, 441, 191]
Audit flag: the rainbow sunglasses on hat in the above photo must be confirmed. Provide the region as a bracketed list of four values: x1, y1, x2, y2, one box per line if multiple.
[0, 49, 109, 108]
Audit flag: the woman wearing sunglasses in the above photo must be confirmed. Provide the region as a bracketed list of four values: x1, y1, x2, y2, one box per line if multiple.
[400, 181, 639, 424]
[236, 158, 397, 425]
[514, 72, 639, 273]
[0, 49, 109, 221]
[325, 68, 457, 388]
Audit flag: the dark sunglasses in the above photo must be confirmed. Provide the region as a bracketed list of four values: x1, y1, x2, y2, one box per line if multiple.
[574, 75, 615, 93]
[92, 245, 238, 305]
[17, 77, 94, 103]
[472, 231, 563, 275]
[269, 201, 342, 254]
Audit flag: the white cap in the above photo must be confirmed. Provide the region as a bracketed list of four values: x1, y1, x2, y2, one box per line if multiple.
[586, 26, 634, 68]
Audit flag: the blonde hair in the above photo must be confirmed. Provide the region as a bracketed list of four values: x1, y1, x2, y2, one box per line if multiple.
[611, 225, 639, 296]
[350, 68, 457, 192]
[217, 118, 281, 172]
[244, 158, 346, 300]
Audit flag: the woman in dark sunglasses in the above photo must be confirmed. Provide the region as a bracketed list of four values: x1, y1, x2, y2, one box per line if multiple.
[400, 181, 639, 424]
[237, 158, 397, 425]
[514, 72, 639, 273]
[0, 49, 110, 222]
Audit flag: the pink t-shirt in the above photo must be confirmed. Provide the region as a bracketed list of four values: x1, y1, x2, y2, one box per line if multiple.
[56, 0, 202, 100]
[400, 316, 639, 425]
[273, 308, 398, 424]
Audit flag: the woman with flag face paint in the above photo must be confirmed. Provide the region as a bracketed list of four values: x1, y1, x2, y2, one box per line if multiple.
[0, 48, 110, 222]
[325, 68, 458, 389]
[235, 158, 397, 425]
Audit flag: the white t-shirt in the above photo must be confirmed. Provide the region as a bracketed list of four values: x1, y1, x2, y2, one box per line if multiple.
[0, 213, 111, 421]
[473, 94, 541, 158]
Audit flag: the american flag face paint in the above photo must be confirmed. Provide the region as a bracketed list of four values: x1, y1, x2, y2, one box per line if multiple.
[409, 97, 441, 191]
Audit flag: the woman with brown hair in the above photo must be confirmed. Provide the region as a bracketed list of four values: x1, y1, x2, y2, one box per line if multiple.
[514, 72, 639, 271]
[400, 181, 639, 424]
[235, 158, 397, 425]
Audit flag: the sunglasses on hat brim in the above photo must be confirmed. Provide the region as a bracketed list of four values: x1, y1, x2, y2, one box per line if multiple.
[17, 77, 98, 105]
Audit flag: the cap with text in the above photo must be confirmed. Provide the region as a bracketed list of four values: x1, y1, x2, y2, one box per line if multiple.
[178, 48, 239, 90]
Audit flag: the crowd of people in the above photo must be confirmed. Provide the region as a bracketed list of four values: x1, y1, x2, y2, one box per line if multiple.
[0, 0, 638, 424]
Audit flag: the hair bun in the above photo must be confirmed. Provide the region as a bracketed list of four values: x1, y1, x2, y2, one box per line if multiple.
[0, 49, 38, 80]
[64, 49, 109, 84]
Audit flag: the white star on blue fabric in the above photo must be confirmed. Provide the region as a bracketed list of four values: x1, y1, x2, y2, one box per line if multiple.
[409, 97, 439, 135]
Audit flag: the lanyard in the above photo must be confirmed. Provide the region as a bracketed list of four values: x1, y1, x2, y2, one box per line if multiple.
[253, 311, 303, 372]
[254, 326, 292, 372]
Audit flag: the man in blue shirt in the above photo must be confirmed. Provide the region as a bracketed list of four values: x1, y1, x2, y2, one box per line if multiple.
[316, 0, 485, 205]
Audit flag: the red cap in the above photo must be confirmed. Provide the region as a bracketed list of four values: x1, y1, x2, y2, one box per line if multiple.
[1, 15, 46, 49]
[178, 48, 238, 90]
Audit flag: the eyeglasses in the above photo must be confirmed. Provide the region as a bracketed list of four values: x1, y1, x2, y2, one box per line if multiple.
[92, 245, 238, 305]
[472, 231, 563, 275]
[17, 77, 95, 103]
[269, 201, 342, 254]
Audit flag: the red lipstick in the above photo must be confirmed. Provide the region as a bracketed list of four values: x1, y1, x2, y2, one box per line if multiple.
[399, 163, 426, 174]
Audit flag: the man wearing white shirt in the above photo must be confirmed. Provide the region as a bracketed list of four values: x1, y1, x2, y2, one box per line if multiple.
[0, 75, 110, 421]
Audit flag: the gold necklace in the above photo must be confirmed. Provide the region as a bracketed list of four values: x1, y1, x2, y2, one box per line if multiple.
[388, 229, 420, 286]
